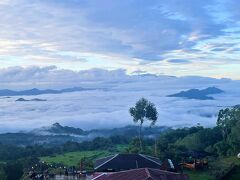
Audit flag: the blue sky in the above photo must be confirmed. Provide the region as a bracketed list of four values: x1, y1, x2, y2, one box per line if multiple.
[0, 0, 240, 79]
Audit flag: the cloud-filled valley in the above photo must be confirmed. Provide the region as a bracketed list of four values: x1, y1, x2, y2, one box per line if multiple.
[0, 66, 239, 133]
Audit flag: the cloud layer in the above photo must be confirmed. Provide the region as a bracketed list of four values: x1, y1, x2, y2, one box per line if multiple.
[0, 66, 239, 132]
[0, 0, 240, 78]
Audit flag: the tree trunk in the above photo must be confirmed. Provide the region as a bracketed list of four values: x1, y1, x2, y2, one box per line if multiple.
[139, 123, 143, 152]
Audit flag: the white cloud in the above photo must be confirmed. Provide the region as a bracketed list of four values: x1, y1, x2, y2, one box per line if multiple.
[0, 66, 239, 132]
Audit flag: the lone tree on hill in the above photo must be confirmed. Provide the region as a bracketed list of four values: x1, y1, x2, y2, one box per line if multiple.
[129, 98, 158, 151]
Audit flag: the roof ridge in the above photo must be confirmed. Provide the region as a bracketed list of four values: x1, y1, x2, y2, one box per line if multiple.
[149, 168, 182, 175]
[145, 168, 151, 177]
[106, 168, 146, 175]
[94, 154, 119, 170]
[120, 168, 145, 173]
[95, 154, 115, 161]
[92, 173, 107, 180]
[139, 154, 161, 166]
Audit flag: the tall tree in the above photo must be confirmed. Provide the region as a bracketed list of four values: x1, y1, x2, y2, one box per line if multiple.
[217, 106, 240, 139]
[129, 98, 158, 151]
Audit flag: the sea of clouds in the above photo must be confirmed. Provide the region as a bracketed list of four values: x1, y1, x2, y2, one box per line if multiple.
[0, 66, 239, 132]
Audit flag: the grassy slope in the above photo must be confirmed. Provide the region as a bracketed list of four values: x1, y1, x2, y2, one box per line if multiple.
[40, 144, 128, 167]
[184, 170, 211, 180]
[40, 150, 111, 167]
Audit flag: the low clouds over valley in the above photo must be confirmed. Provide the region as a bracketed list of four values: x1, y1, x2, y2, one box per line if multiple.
[0, 66, 239, 132]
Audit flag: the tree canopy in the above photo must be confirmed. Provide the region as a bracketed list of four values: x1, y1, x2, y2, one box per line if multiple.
[129, 98, 158, 126]
[129, 98, 158, 151]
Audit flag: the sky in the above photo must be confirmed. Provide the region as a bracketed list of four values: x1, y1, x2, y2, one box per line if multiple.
[0, 0, 240, 79]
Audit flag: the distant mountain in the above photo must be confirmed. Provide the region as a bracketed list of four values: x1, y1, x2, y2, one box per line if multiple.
[168, 87, 224, 100]
[0, 123, 171, 146]
[32, 123, 169, 137]
[16, 98, 47, 102]
[24, 123, 170, 146]
[0, 87, 90, 96]
[31, 123, 84, 136]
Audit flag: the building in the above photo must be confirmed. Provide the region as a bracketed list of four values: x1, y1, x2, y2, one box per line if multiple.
[94, 154, 162, 172]
[93, 168, 189, 180]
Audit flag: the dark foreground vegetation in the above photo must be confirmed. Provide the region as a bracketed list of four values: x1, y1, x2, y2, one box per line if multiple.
[0, 105, 239, 179]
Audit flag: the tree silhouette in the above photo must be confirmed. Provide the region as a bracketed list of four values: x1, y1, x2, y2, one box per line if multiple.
[129, 98, 158, 151]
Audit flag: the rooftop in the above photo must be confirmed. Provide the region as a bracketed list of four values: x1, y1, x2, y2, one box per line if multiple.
[94, 154, 162, 172]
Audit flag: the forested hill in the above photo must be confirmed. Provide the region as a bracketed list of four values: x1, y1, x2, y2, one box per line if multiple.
[0, 124, 169, 146]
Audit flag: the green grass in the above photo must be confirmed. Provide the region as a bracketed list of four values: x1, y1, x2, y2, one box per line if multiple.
[184, 170, 211, 180]
[40, 150, 111, 167]
[40, 144, 128, 168]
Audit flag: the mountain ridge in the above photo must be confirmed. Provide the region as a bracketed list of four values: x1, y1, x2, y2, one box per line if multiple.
[0, 87, 91, 96]
[168, 87, 224, 100]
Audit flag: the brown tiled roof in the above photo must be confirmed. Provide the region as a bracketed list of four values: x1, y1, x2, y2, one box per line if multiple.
[93, 168, 189, 180]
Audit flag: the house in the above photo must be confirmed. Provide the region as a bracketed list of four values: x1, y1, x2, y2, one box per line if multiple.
[93, 168, 189, 180]
[94, 154, 161, 172]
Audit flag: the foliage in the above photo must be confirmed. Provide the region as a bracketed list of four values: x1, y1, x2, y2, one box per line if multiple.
[0, 165, 7, 180]
[213, 106, 240, 156]
[129, 98, 158, 126]
[217, 107, 240, 139]
[126, 137, 142, 153]
[3, 161, 23, 180]
[155, 106, 240, 161]
[176, 127, 222, 151]
[129, 98, 158, 150]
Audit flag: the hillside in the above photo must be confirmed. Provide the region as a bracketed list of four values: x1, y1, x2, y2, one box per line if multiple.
[0, 124, 169, 146]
